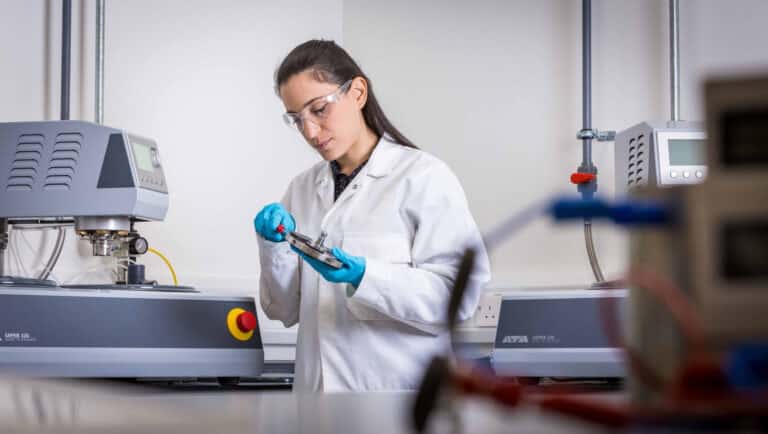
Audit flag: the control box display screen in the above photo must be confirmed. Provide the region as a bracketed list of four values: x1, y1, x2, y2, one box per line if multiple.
[125, 134, 166, 193]
[132, 142, 154, 172]
[668, 139, 706, 166]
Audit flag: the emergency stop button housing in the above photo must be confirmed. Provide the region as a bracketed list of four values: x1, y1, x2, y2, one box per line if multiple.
[227, 308, 257, 341]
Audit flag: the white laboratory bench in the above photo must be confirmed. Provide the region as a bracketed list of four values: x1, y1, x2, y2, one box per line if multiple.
[0, 376, 615, 434]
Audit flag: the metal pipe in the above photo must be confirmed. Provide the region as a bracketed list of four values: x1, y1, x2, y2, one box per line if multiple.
[61, 0, 72, 120]
[38, 0, 74, 281]
[39, 228, 66, 281]
[670, 0, 680, 121]
[95, 0, 105, 124]
[581, 0, 592, 169]
[0, 219, 8, 277]
[581, 0, 604, 283]
[584, 221, 605, 283]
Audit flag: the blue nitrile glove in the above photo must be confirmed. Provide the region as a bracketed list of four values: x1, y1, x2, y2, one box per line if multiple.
[292, 246, 366, 289]
[253, 203, 296, 242]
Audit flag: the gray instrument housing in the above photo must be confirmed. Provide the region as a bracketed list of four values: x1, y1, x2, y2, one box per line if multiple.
[0, 121, 265, 380]
[0, 121, 168, 221]
[0, 287, 264, 378]
[615, 120, 706, 192]
[491, 289, 628, 378]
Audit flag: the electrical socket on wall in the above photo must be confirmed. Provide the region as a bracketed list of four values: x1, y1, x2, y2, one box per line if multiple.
[473, 293, 502, 328]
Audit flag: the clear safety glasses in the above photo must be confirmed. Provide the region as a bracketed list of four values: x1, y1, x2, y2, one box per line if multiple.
[282, 80, 353, 132]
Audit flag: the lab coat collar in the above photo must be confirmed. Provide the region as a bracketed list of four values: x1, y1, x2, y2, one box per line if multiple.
[313, 135, 399, 186]
[365, 135, 399, 179]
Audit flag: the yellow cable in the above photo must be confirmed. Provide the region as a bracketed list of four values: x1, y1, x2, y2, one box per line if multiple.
[148, 247, 178, 286]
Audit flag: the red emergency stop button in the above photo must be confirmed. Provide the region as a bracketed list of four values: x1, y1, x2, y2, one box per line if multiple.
[236, 311, 257, 333]
[227, 308, 256, 341]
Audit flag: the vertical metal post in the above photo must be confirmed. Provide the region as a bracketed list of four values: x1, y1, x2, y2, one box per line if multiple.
[670, 0, 680, 121]
[61, 0, 72, 120]
[37, 0, 75, 282]
[581, 0, 593, 170]
[0, 219, 7, 277]
[581, 0, 604, 283]
[95, 0, 105, 124]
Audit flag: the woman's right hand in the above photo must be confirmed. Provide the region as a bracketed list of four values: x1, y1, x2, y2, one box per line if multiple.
[254, 203, 296, 242]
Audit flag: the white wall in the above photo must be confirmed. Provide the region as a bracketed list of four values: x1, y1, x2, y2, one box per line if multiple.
[343, 0, 768, 288]
[680, 0, 768, 120]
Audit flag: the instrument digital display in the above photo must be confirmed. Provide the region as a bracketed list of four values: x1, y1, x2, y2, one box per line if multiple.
[132, 142, 154, 172]
[668, 138, 706, 166]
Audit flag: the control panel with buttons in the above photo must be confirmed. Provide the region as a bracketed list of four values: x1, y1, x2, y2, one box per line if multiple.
[127, 133, 168, 193]
[615, 121, 707, 191]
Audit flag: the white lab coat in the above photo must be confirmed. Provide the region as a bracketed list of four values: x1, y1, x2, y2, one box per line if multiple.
[257, 136, 491, 392]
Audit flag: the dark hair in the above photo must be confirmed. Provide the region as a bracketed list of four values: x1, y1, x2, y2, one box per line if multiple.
[275, 39, 417, 149]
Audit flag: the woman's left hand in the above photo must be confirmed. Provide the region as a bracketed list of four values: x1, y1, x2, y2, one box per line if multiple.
[292, 246, 366, 289]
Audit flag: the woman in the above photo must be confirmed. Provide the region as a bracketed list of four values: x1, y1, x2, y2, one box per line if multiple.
[254, 40, 490, 392]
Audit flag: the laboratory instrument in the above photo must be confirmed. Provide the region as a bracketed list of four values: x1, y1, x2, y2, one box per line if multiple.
[0, 3, 262, 382]
[0, 121, 264, 381]
[614, 121, 707, 191]
[488, 0, 630, 381]
[491, 289, 627, 379]
[491, 0, 704, 382]
[612, 0, 707, 192]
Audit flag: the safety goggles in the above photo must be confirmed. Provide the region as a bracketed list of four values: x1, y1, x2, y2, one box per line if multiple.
[282, 80, 353, 132]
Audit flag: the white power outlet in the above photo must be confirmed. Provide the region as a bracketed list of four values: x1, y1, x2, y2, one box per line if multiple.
[473, 293, 502, 327]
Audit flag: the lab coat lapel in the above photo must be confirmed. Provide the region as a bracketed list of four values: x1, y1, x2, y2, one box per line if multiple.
[314, 137, 399, 214]
[333, 138, 397, 206]
[365, 137, 398, 179]
[315, 165, 334, 211]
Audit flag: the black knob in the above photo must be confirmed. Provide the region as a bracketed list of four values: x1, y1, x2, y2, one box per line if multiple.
[127, 264, 146, 285]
